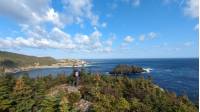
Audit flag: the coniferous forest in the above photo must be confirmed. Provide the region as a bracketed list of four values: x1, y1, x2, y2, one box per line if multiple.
[0, 70, 198, 112]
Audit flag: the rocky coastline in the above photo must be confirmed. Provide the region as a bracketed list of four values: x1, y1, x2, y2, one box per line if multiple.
[2, 59, 88, 73]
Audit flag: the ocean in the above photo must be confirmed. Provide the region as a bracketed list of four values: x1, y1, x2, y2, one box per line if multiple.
[19, 58, 199, 102]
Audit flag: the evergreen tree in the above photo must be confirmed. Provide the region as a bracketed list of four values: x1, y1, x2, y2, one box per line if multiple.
[0, 72, 197, 112]
[41, 96, 59, 112]
[12, 76, 35, 112]
[0, 74, 12, 111]
[33, 78, 46, 111]
[116, 97, 130, 111]
[130, 98, 152, 112]
[59, 96, 69, 112]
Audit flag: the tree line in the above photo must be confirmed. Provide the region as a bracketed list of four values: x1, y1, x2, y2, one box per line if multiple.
[0, 71, 198, 112]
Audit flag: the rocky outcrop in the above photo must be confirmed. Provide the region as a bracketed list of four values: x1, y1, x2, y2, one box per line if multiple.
[110, 64, 145, 75]
[47, 84, 92, 112]
[75, 99, 92, 112]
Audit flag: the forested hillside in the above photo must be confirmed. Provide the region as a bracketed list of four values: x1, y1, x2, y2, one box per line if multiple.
[0, 72, 198, 112]
[0, 51, 57, 67]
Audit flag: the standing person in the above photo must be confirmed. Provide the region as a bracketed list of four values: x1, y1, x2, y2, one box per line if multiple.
[74, 70, 80, 86]
[72, 64, 78, 86]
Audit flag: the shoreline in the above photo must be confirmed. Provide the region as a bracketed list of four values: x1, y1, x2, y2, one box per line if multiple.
[2, 59, 89, 74]
[5, 64, 91, 74]
[6, 64, 151, 74]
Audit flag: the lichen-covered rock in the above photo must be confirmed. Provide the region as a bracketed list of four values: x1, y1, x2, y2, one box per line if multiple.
[75, 99, 92, 112]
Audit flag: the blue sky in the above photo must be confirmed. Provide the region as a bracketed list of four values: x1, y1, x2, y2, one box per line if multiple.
[0, 0, 198, 59]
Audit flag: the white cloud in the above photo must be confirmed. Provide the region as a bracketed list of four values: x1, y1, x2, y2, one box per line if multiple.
[184, 42, 192, 46]
[194, 24, 199, 31]
[139, 34, 145, 41]
[63, 0, 99, 26]
[162, 0, 177, 4]
[0, 0, 100, 29]
[139, 32, 158, 41]
[103, 47, 112, 53]
[184, 0, 199, 18]
[105, 35, 115, 46]
[0, 26, 115, 54]
[0, 37, 76, 49]
[63, 0, 92, 16]
[175, 47, 181, 51]
[90, 29, 102, 41]
[0, 0, 50, 24]
[45, 8, 63, 27]
[0, 0, 100, 28]
[124, 35, 134, 43]
[122, 0, 140, 7]
[0, 26, 77, 50]
[132, 0, 140, 6]
[0, 0, 114, 54]
[93, 41, 102, 49]
[74, 34, 90, 44]
[120, 42, 128, 47]
[51, 27, 73, 44]
[23, 25, 49, 39]
[120, 35, 134, 49]
[102, 22, 107, 28]
[148, 32, 157, 39]
[105, 40, 113, 46]
[162, 0, 198, 19]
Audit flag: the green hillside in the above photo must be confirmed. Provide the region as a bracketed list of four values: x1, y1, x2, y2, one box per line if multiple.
[0, 51, 57, 67]
[0, 73, 198, 112]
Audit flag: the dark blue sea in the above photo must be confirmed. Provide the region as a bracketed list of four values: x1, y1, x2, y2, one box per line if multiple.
[20, 58, 199, 102]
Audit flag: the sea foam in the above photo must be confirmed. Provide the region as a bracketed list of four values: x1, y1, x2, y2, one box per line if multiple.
[143, 68, 153, 73]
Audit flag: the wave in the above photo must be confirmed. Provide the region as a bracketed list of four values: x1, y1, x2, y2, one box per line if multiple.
[143, 68, 153, 73]
[164, 69, 172, 72]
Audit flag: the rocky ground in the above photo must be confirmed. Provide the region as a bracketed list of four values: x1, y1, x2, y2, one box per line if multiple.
[48, 84, 92, 112]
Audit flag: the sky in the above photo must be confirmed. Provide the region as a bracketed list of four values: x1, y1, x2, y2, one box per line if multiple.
[0, 0, 198, 59]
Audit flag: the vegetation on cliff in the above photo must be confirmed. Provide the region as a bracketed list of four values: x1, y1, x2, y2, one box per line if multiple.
[0, 51, 57, 67]
[110, 64, 145, 75]
[0, 71, 198, 112]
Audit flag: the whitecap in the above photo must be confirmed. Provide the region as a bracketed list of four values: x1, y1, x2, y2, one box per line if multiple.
[143, 68, 153, 73]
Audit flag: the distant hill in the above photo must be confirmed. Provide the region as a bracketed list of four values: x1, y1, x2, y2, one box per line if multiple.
[0, 51, 57, 67]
